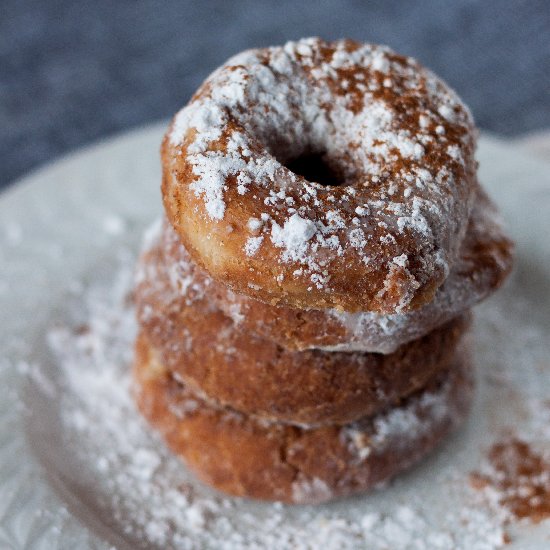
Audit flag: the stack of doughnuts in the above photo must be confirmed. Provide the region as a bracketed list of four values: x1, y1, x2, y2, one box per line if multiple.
[133, 38, 513, 504]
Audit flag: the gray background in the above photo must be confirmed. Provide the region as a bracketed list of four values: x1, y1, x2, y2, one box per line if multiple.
[1, 0, 549, 190]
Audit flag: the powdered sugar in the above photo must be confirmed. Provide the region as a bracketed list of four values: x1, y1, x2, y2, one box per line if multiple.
[270, 213, 317, 261]
[342, 355, 467, 460]
[244, 236, 263, 257]
[369, 381, 451, 449]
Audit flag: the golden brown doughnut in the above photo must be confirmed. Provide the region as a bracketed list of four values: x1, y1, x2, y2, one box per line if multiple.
[135, 232, 470, 426]
[160, 187, 512, 353]
[162, 38, 477, 314]
[133, 332, 473, 504]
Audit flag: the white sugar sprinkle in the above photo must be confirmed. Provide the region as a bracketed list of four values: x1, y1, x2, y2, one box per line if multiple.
[244, 236, 263, 257]
[271, 213, 317, 261]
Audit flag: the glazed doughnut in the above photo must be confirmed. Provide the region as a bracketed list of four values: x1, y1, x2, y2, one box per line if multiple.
[133, 332, 473, 504]
[161, 187, 512, 353]
[162, 37, 477, 313]
[135, 231, 470, 426]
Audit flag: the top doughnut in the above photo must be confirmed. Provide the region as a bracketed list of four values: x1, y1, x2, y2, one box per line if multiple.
[162, 38, 477, 313]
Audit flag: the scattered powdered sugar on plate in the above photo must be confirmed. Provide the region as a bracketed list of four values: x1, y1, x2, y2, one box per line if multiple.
[35, 251, 535, 549]
[465, 283, 550, 534]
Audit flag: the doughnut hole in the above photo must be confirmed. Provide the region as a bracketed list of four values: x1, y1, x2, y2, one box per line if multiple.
[284, 152, 344, 187]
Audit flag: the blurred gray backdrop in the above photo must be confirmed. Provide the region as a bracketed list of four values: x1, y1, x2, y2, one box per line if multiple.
[1, 0, 549, 189]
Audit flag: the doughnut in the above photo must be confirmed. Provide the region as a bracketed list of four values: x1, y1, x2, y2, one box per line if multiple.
[161, 187, 512, 353]
[134, 232, 470, 426]
[162, 37, 477, 313]
[133, 332, 473, 504]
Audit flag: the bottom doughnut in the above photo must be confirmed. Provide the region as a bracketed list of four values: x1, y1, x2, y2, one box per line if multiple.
[133, 333, 473, 504]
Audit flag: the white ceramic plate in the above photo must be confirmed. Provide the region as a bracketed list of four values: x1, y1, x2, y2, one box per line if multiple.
[1, 124, 549, 549]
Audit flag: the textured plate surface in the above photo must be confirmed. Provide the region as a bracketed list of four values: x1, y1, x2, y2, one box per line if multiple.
[1, 124, 550, 549]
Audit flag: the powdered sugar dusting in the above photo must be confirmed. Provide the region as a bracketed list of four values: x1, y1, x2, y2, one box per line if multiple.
[369, 379, 452, 449]
[244, 236, 263, 257]
[271, 213, 317, 261]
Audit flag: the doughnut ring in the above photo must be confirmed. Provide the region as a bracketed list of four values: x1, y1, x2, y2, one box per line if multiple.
[162, 38, 477, 313]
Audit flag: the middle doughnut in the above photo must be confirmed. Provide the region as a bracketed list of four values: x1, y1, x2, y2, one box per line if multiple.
[135, 228, 470, 426]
